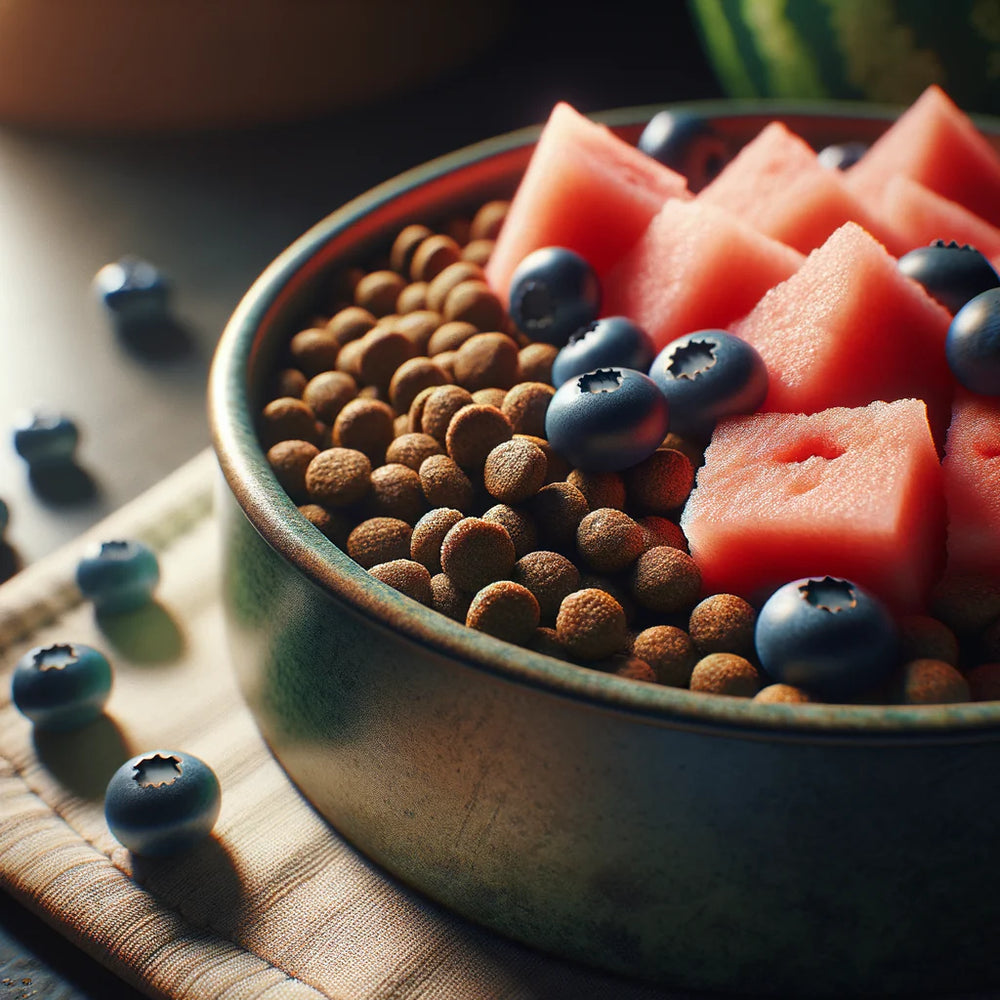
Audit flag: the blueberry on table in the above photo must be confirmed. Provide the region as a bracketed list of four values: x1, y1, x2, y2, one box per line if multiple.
[104, 750, 221, 857]
[754, 577, 899, 701]
[508, 247, 600, 346]
[76, 538, 160, 613]
[899, 241, 1000, 315]
[545, 367, 670, 473]
[648, 330, 768, 440]
[12, 410, 79, 466]
[93, 255, 171, 326]
[945, 287, 1000, 395]
[551, 316, 656, 388]
[637, 111, 730, 191]
[817, 141, 868, 171]
[11, 642, 113, 731]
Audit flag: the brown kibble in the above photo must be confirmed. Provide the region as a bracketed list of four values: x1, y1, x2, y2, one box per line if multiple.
[368, 558, 433, 605]
[443, 279, 507, 331]
[347, 516, 412, 568]
[388, 356, 449, 413]
[482, 503, 538, 558]
[356, 327, 416, 393]
[326, 305, 377, 346]
[366, 463, 426, 524]
[483, 438, 547, 503]
[897, 615, 960, 667]
[334, 337, 364, 379]
[407, 384, 438, 433]
[530, 626, 568, 660]
[434, 350, 457, 381]
[624, 448, 696, 515]
[607, 656, 658, 683]
[392, 310, 442, 353]
[461, 238, 495, 267]
[305, 447, 371, 507]
[502, 381, 555, 438]
[470, 199, 509, 241]
[967, 662, 1000, 702]
[430, 573, 472, 622]
[354, 269, 407, 317]
[452, 331, 520, 392]
[333, 397, 396, 464]
[297, 503, 352, 549]
[410, 233, 462, 282]
[267, 439, 319, 502]
[690, 653, 762, 697]
[302, 370, 358, 424]
[631, 546, 702, 614]
[579, 574, 637, 625]
[688, 594, 757, 658]
[390, 223, 433, 275]
[420, 384, 475, 442]
[567, 469, 625, 512]
[894, 659, 971, 704]
[660, 432, 705, 469]
[419, 454, 475, 511]
[396, 281, 429, 314]
[386, 432, 442, 471]
[528, 481, 589, 549]
[445, 216, 471, 245]
[440, 517, 516, 593]
[576, 508, 646, 573]
[754, 684, 813, 704]
[472, 387, 508, 409]
[929, 575, 1000, 637]
[518, 342, 558, 383]
[288, 327, 341, 377]
[259, 396, 317, 448]
[513, 549, 580, 622]
[466, 580, 540, 645]
[518, 434, 571, 484]
[411, 507, 465, 574]
[394, 413, 410, 438]
[426, 261, 484, 313]
[556, 588, 628, 661]
[637, 515, 688, 553]
[632, 625, 698, 688]
[426, 320, 477, 356]
[269, 367, 308, 400]
[446, 403, 514, 471]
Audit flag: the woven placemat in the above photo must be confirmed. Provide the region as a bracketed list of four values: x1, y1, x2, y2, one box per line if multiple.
[0, 449, 696, 1000]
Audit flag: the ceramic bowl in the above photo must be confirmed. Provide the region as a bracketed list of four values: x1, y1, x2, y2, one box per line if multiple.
[209, 101, 1000, 997]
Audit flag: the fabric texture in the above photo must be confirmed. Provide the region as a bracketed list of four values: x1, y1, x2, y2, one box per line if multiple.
[0, 449, 691, 1000]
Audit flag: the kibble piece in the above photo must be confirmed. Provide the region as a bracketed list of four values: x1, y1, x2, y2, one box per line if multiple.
[483, 438, 547, 503]
[388, 356, 449, 413]
[443, 279, 507, 331]
[462, 238, 495, 268]
[530, 626, 568, 659]
[630, 546, 702, 614]
[421, 384, 475, 442]
[305, 447, 371, 507]
[426, 261, 484, 313]
[452, 332, 520, 392]
[267, 439, 319, 502]
[967, 662, 1000, 701]
[327, 305, 377, 346]
[607, 656, 658, 683]
[660, 431, 705, 469]
[357, 327, 416, 393]
[410, 233, 462, 282]
[466, 581, 540, 645]
[288, 327, 341, 377]
[390, 223, 433, 275]
[754, 683, 813, 704]
[366, 464, 426, 524]
[392, 309, 441, 352]
[895, 659, 971, 704]
[929, 575, 1000, 637]
[632, 625, 698, 688]
[419, 454, 475, 511]
[334, 337, 364, 379]
[624, 448, 696, 515]
[576, 508, 646, 574]
[556, 588, 628, 661]
[470, 199, 509, 241]
[434, 350, 457, 381]
[368, 558, 433, 605]
[579, 573, 638, 625]
[446, 403, 514, 471]
[430, 573, 472, 622]
[259, 396, 318, 448]
[445, 216, 471, 245]
[440, 517, 516, 593]
[347, 516, 412, 568]
[638, 515, 688, 553]
[297, 503, 352, 548]
[529, 481, 589, 550]
[688, 594, 757, 658]
[303, 370, 358, 425]
[397, 282, 429, 315]
[427, 320, 478, 356]
[567, 469, 625, 512]
[690, 653, 762, 697]
[518, 342, 558, 384]
[897, 615, 960, 666]
[502, 381, 555, 438]
[354, 269, 407, 317]
[333, 398, 396, 465]
[269, 367, 308, 400]
[411, 507, 465, 574]
[386, 432, 442, 472]
[513, 550, 580, 622]
[518, 434, 572, 484]
[482, 504, 538, 558]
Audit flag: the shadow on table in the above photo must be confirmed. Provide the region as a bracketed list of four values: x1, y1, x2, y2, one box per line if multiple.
[33, 714, 130, 801]
[27, 460, 99, 506]
[96, 600, 187, 665]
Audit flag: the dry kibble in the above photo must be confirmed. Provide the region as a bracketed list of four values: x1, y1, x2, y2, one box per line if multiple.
[630, 546, 702, 614]
[421, 384, 475, 442]
[482, 504, 538, 558]
[895, 659, 971, 704]
[269, 367, 308, 400]
[576, 508, 646, 574]
[410, 233, 462, 282]
[386, 432, 442, 471]
[461, 238, 495, 267]
[335, 337, 364, 379]
[660, 432, 705, 469]
[390, 223, 433, 275]
[427, 320, 479, 355]
[966, 662, 1000, 701]
[368, 558, 433, 605]
[357, 327, 416, 392]
[472, 387, 508, 409]
[452, 332, 520, 392]
[396, 281, 429, 314]
[430, 573, 472, 622]
[426, 261, 484, 313]
[624, 448, 696, 515]
[631, 625, 698, 688]
[688, 594, 757, 658]
[530, 626, 568, 659]
[528, 481, 588, 550]
[347, 516, 412, 568]
[579, 573, 637, 626]
[518, 434, 571, 484]
[690, 653, 762, 697]
[897, 615, 961, 667]
[288, 327, 341, 377]
[302, 370, 358, 424]
[513, 549, 580, 622]
[518, 342, 558, 383]
[419, 454, 475, 511]
[388, 356, 449, 413]
[637, 515, 688, 553]
[440, 517, 516, 593]
[366, 463, 426, 524]
[567, 469, 625, 512]
[267, 439, 319, 502]
[297, 503, 352, 548]
[556, 588, 628, 661]
[305, 447, 371, 507]
[754, 684, 813, 704]
[483, 438, 547, 503]
[354, 269, 407, 317]
[466, 581, 540, 645]
[259, 396, 318, 448]
[470, 199, 509, 240]
[333, 397, 396, 464]
[445, 216, 471, 245]
[445, 403, 514, 471]
[607, 656, 657, 683]
[411, 507, 465, 574]
[387, 310, 438, 352]
[502, 381, 554, 438]
[443, 279, 507, 331]
[326, 305, 377, 346]
[435, 350, 457, 381]
[929, 575, 1000, 637]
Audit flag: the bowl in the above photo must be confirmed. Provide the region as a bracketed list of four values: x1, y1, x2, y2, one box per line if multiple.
[208, 101, 1000, 996]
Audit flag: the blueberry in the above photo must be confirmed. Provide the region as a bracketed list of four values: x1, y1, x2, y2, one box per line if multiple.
[544, 367, 670, 472]
[13, 410, 79, 466]
[816, 141, 868, 171]
[637, 111, 729, 191]
[93, 256, 171, 327]
[11, 643, 113, 731]
[898, 241, 1000, 315]
[508, 247, 600, 346]
[647, 330, 768, 440]
[945, 287, 1000, 396]
[104, 750, 221, 856]
[754, 577, 898, 700]
[551, 316, 656, 388]
[76, 538, 160, 614]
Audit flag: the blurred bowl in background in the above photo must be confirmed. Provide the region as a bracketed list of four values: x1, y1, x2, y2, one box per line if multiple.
[688, 0, 1000, 115]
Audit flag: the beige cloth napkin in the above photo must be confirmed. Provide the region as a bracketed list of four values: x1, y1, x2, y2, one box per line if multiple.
[0, 449, 691, 1000]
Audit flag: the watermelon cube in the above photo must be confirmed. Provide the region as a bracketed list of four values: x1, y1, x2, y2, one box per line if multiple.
[680, 399, 946, 614]
[484, 101, 690, 303]
[846, 85, 1000, 229]
[942, 392, 1000, 579]
[602, 198, 804, 351]
[730, 222, 955, 443]
[697, 121, 905, 255]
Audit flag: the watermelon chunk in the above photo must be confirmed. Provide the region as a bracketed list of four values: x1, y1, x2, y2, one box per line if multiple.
[602, 198, 804, 351]
[730, 222, 955, 443]
[846, 85, 1000, 229]
[697, 121, 905, 255]
[484, 102, 691, 303]
[680, 399, 946, 614]
[942, 392, 1000, 578]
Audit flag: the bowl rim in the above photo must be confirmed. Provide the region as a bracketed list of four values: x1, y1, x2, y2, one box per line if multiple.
[209, 97, 1000, 743]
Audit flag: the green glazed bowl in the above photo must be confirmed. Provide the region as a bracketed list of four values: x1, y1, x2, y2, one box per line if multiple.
[209, 102, 1000, 996]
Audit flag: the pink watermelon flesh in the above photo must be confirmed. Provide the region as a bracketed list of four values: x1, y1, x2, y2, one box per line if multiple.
[730, 221, 955, 445]
[942, 392, 1000, 579]
[697, 121, 906, 256]
[680, 398, 946, 614]
[602, 198, 804, 351]
[846, 84, 1000, 229]
[484, 101, 690, 303]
